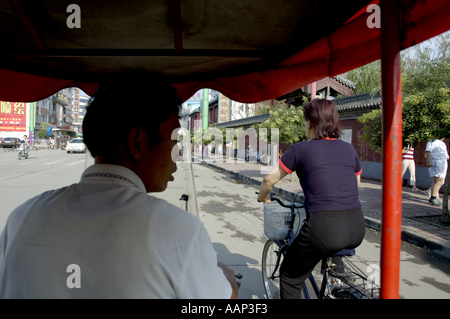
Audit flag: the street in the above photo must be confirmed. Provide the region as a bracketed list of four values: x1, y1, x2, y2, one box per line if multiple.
[0, 149, 449, 298]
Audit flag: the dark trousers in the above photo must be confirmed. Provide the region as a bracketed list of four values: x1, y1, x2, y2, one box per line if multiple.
[280, 208, 365, 299]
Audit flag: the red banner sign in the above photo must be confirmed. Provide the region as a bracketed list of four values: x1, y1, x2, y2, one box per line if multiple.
[0, 101, 26, 132]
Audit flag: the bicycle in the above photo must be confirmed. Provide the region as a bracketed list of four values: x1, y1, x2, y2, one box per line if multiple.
[258, 192, 380, 299]
[18, 143, 29, 160]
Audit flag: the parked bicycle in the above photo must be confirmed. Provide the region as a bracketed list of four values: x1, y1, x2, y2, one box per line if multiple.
[258, 192, 379, 299]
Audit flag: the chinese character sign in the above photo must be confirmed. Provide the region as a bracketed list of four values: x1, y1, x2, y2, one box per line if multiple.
[218, 94, 229, 123]
[0, 101, 27, 131]
[187, 90, 203, 101]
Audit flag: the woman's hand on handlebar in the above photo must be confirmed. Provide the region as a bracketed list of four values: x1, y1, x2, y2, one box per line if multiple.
[259, 196, 272, 204]
[256, 191, 271, 204]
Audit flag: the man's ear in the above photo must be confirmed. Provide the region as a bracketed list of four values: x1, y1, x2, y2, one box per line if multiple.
[128, 127, 145, 160]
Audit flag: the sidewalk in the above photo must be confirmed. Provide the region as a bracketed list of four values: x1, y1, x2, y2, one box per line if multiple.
[200, 157, 450, 259]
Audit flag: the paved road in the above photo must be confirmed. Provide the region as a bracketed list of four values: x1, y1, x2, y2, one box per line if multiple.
[0, 148, 86, 230]
[1, 149, 449, 298]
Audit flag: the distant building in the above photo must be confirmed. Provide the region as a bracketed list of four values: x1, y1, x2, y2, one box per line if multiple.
[34, 87, 74, 137]
[72, 88, 90, 134]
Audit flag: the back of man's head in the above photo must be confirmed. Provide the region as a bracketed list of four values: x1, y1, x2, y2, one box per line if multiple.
[83, 75, 181, 158]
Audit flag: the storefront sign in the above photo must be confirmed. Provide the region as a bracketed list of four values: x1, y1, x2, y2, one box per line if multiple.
[0, 101, 26, 131]
[218, 94, 229, 123]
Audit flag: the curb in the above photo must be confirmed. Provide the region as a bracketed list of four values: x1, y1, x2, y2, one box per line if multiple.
[203, 161, 450, 259]
[2, 146, 61, 152]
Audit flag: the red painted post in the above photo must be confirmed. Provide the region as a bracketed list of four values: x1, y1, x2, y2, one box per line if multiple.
[380, 0, 402, 299]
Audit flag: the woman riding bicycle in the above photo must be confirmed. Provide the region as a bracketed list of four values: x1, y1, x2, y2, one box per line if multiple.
[257, 99, 365, 299]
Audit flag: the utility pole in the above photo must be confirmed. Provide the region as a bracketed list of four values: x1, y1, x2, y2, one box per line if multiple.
[202, 88, 209, 130]
[29, 102, 35, 146]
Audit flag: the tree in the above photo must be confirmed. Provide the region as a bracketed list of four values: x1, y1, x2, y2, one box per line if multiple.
[253, 98, 308, 145]
[37, 126, 49, 139]
[346, 60, 382, 95]
[355, 31, 450, 223]
[357, 109, 382, 154]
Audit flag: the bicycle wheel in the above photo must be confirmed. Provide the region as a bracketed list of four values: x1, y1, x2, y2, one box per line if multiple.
[262, 240, 284, 299]
[18, 151, 21, 160]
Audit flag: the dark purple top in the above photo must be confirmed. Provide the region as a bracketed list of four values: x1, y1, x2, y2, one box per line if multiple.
[279, 138, 362, 214]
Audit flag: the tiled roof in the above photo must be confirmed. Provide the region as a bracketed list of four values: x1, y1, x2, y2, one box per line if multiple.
[215, 113, 270, 128]
[333, 75, 356, 89]
[333, 92, 382, 112]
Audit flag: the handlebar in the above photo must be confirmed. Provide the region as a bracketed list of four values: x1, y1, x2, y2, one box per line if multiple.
[235, 273, 242, 288]
[256, 192, 304, 209]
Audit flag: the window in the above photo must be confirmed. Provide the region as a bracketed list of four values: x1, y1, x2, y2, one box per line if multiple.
[339, 128, 352, 144]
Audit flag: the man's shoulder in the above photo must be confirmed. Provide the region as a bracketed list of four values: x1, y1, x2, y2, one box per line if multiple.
[6, 187, 69, 228]
[139, 194, 201, 229]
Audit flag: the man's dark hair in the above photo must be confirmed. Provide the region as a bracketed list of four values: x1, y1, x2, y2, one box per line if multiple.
[82, 75, 182, 157]
[303, 98, 341, 139]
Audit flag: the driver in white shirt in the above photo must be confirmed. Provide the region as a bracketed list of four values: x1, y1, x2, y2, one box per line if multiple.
[0, 76, 238, 299]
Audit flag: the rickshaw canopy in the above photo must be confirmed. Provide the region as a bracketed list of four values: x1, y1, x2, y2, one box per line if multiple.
[0, 0, 448, 103]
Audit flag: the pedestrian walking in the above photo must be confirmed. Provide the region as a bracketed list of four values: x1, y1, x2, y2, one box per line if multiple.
[401, 144, 420, 191]
[424, 138, 449, 206]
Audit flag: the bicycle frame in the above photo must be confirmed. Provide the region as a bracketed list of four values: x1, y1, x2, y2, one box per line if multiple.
[262, 193, 324, 298]
[268, 239, 324, 299]
[261, 192, 379, 299]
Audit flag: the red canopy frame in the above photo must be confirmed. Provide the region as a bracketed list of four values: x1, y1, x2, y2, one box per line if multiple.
[380, 0, 403, 299]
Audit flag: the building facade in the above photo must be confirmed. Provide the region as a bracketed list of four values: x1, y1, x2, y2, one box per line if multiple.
[34, 88, 75, 137]
[72, 88, 89, 134]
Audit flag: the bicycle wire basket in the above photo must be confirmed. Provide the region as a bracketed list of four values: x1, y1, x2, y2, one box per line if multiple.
[327, 266, 380, 299]
[263, 202, 304, 240]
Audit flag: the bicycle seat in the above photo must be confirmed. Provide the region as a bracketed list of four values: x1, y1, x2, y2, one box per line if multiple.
[331, 249, 355, 257]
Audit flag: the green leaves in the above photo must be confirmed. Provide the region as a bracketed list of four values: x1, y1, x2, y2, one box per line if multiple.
[253, 105, 307, 144]
[358, 109, 382, 153]
[356, 32, 450, 151]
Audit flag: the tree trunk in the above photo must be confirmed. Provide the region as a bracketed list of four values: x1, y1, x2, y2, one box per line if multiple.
[442, 157, 450, 224]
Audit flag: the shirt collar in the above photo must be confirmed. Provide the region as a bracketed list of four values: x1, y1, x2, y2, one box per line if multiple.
[80, 164, 147, 192]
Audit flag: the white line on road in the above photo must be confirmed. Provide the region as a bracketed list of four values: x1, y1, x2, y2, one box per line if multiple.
[42, 160, 68, 165]
[66, 159, 85, 166]
[17, 159, 48, 165]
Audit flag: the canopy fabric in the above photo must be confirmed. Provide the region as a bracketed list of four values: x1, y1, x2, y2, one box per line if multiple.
[0, 0, 449, 103]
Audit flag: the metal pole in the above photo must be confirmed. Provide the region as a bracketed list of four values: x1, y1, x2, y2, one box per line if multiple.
[29, 102, 35, 147]
[202, 88, 209, 130]
[380, 0, 402, 299]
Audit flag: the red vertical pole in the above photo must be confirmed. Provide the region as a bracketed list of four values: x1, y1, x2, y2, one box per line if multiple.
[380, 0, 402, 299]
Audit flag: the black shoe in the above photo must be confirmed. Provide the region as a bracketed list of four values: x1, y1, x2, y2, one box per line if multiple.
[429, 198, 442, 206]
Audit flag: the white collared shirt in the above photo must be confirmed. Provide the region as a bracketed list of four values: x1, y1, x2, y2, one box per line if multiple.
[0, 164, 232, 299]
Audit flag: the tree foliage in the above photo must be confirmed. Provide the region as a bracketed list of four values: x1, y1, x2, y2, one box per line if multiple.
[358, 109, 383, 153]
[346, 60, 382, 95]
[253, 102, 308, 144]
[36, 126, 49, 139]
[354, 32, 450, 151]
[402, 38, 450, 145]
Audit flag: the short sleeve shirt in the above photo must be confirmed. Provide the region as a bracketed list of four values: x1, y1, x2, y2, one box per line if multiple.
[279, 138, 362, 214]
[426, 139, 448, 160]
